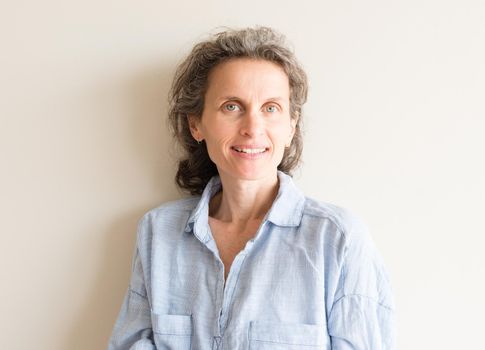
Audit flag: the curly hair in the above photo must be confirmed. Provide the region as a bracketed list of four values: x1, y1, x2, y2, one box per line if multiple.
[168, 26, 308, 195]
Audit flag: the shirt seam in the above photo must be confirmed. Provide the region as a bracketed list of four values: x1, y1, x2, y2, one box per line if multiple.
[302, 212, 347, 239]
[129, 287, 148, 299]
[331, 293, 394, 311]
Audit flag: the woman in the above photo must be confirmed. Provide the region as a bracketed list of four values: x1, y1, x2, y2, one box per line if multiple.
[109, 26, 395, 350]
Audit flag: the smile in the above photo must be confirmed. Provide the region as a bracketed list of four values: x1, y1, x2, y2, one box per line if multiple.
[231, 147, 267, 154]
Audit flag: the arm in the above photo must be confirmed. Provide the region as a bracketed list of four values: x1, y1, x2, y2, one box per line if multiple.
[327, 213, 396, 350]
[108, 218, 155, 350]
[328, 295, 395, 349]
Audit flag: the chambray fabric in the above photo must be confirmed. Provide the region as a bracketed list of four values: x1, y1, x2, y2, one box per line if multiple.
[108, 171, 395, 350]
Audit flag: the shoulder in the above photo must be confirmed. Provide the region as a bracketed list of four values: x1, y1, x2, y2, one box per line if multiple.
[302, 197, 393, 304]
[301, 196, 372, 248]
[142, 197, 200, 221]
[135, 196, 200, 243]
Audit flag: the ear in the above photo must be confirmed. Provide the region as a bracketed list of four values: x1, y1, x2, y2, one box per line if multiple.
[187, 114, 203, 142]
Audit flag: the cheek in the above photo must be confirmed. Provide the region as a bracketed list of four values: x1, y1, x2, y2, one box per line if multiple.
[201, 118, 232, 138]
[203, 131, 232, 156]
[271, 123, 293, 144]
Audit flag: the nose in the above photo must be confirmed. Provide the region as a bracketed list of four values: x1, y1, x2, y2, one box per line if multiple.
[239, 108, 264, 137]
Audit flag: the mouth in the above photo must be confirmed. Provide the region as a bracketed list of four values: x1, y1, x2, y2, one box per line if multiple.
[231, 146, 268, 154]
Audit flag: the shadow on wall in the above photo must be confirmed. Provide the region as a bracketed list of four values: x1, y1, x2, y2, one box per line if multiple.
[64, 61, 182, 349]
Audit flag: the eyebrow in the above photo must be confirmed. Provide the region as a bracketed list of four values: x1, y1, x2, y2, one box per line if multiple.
[217, 96, 286, 103]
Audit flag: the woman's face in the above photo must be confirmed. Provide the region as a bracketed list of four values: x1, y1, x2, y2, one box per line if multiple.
[189, 58, 296, 183]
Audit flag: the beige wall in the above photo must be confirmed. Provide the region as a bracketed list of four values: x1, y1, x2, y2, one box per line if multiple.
[1, 1, 484, 349]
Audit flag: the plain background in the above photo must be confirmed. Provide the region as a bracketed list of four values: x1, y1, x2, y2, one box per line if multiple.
[1, 0, 484, 349]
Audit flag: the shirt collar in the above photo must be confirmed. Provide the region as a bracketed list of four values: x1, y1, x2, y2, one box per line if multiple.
[184, 171, 306, 238]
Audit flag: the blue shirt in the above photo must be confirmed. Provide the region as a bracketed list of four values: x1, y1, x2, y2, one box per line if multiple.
[108, 171, 395, 349]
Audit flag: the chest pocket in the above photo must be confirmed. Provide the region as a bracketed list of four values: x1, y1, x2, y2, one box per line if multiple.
[248, 321, 326, 349]
[151, 313, 193, 350]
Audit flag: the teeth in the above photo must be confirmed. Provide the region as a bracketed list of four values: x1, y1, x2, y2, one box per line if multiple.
[234, 147, 266, 154]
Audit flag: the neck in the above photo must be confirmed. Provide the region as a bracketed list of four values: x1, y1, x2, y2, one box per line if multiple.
[209, 172, 279, 224]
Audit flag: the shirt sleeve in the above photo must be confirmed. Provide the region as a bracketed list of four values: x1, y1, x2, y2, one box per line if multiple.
[108, 218, 155, 350]
[327, 212, 396, 350]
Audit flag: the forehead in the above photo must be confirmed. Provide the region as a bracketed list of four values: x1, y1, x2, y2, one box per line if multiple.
[205, 58, 290, 100]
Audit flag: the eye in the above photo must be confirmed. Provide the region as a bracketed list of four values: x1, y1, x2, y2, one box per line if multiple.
[223, 103, 241, 112]
[265, 104, 278, 113]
